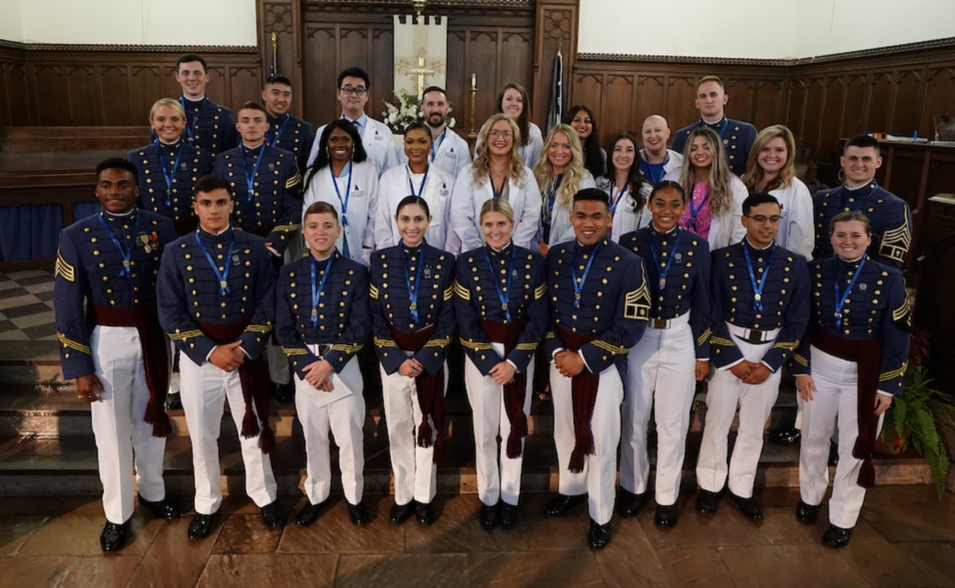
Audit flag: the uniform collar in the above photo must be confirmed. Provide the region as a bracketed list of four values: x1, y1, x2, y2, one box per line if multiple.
[310, 248, 338, 268]
[197, 224, 234, 244]
[836, 254, 867, 270]
[268, 112, 291, 125]
[649, 223, 679, 239]
[701, 115, 727, 128]
[157, 138, 183, 150]
[574, 237, 609, 255]
[101, 207, 137, 222]
[242, 142, 265, 153]
[181, 94, 207, 106]
[744, 237, 776, 253]
[400, 239, 425, 256]
[844, 180, 876, 192]
[486, 240, 514, 256]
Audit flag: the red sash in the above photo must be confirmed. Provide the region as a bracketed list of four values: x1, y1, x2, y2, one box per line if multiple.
[88, 302, 171, 437]
[812, 326, 883, 488]
[197, 316, 275, 454]
[479, 318, 529, 458]
[557, 328, 600, 473]
[390, 325, 446, 465]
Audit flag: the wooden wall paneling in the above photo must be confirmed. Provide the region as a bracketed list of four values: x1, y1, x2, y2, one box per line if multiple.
[501, 31, 533, 95]
[258, 0, 304, 116]
[0, 47, 31, 126]
[33, 65, 70, 125]
[635, 74, 665, 134]
[818, 77, 846, 162]
[801, 78, 827, 161]
[920, 66, 955, 139]
[866, 71, 895, 135]
[469, 30, 500, 130]
[602, 75, 634, 139]
[229, 65, 262, 112]
[666, 75, 697, 132]
[842, 74, 868, 138]
[99, 66, 132, 126]
[128, 66, 163, 125]
[303, 27, 338, 128]
[533, 1, 578, 130]
[752, 79, 786, 130]
[572, 72, 601, 128]
[786, 78, 808, 142]
[371, 28, 395, 123]
[445, 30, 467, 134]
[724, 77, 755, 124]
[891, 69, 924, 136]
[67, 66, 99, 126]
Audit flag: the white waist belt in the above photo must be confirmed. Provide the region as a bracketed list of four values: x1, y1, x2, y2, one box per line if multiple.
[649, 312, 691, 330]
[726, 322, 780, 344]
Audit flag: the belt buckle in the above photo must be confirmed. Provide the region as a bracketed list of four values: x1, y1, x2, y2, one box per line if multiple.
[652, 318, 667, 329]
[746, 330, 764, 344]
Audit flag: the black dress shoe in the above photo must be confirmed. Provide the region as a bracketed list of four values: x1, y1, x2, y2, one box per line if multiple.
[260, 500, 285, 529]
[828, 442, 840, 467]
[822, 524, 852, 548]
[415, 501, 434, 526]
[479, 502, 499, 530]
[188, 513, 214, 540]
[272, 381, 295, 403]
[696, 489, 722, 513]
[390, 501, 414, 525]
[655, 504, 678, 527]
[587, 518, 612, 549]
[139, 495, 181, 519]
[730, 492, 763, 520]
[773, 427, 801, 444]
[795, 500, 819, 524]
[499, 502, 518, 529]
[543, 493, 585, 517]
[617, 489, 648, 518]
[295, 499, 327, 527]
[165, 392, 183, 411]
[100, 520, 128, 552]
[347, 501, 369, 526]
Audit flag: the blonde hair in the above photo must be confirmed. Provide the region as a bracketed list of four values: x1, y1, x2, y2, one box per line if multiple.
[677, 127, 733, 217]
[479, 198, 515, 224]
[741, 124, 797, 192]
[149, 97, 186, 124]
[471, 114, 526, 187]
[534, 124, 587, 210]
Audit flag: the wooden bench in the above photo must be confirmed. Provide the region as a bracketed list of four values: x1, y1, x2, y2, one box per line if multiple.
[0, 126, 150, 153]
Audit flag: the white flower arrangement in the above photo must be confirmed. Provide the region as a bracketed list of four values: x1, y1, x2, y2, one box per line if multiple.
[382, 88, 455, 134]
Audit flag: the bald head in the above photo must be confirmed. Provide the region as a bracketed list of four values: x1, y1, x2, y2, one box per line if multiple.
[642, 115, 671, 157]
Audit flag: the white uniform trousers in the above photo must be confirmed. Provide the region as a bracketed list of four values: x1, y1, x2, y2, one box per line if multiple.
[294, 355, 365, 506]
[799, 346, 884, 529]
[464, 344, 534, 507]
[696, 332, 783, 498]
[89, 326, 168, 524]
[621, 317, 696, 506]
[381, 361, 448, 505]
[180, 354, 278, 515]
[551, 362, 624, 526]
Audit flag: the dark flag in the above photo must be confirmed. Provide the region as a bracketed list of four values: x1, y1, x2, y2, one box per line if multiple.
[546, 48, 563, 133]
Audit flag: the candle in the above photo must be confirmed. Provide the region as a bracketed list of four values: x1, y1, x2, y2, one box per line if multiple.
[471, 73, 476, 90]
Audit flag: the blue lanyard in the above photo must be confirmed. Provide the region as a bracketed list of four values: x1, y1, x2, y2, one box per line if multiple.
[704, 118, 729, 139]
[97, 212, 139, 278]
[242, 144, 267, 203]
[834, 256, 867, 329]
[641, 153, 669, 184]
[179, 95, 206, 141]
[430, 128, 447, 163]
[688, 187, 710, 229]
[194, 232, 235, 296]
[407, 165, 430, 198]
[548, 174, 564, 216]
[489, 172, 508, 200]
[330, 163, 353, 258]
[156, 140, 184, 208]
[268, 114, 292, 148]
[743, 242, 774, 313]
[483, 244, 516, 322]
[310, 254, 334, 328]
[840, 182, 879, 213]
[649, 229, 683, 290]
[610, 183, 628, 215]
[571, 243, 600, 309]
[402, 241, 426, 323]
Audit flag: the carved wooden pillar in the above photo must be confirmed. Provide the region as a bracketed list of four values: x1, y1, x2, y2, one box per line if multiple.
[257, 0, 304, 116]
[532, 0, 579, 128]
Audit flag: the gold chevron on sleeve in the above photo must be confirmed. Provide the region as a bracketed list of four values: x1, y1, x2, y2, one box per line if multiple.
[271, 223, 300, 233]
[623, 283, 651, 321]
[711, 336, 735, 347]
[772, 340, 799, 351]
[534, 283, 546, 299]
[792, 353, 809, 367]
[879, 222, 911, 264]
[369, 283, 379, 300]
[696, 327, 712, 347]
[892, 298, 910, 324]
[285, 170, 302, 190]
[454, 279, 470, 300]
[55, 250, 75, 282]
[57, 333, 90, 355]
[444, 286, 454, 301]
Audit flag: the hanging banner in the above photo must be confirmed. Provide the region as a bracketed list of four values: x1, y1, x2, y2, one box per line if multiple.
[393, 15, 447, 98]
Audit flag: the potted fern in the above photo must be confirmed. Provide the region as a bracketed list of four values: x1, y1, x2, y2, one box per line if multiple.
[880, 328, 955, 497]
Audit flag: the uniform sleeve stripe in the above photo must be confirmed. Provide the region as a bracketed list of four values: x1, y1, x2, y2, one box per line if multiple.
[169, 329, 204, 341]
[459, 338, 492, 351]
[57, 333, 90, 355]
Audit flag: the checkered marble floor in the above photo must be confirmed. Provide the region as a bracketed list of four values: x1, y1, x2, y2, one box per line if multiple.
[0, 267, 57, 341]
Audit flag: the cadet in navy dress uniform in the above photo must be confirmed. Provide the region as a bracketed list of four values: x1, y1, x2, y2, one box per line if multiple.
[262, 74, 315, 174]
[275, 202, 371, 528]
[130, 98, 214, 236]
[696, 193, 810, 520]
[54, 158, 180, 552]
[214, 101, 304, 399]
[792, 211, 910, 548]
[543, 188, 650, 550]
[811, 135, 912, 269]
[618, 181, 712, 528]
[157, 175, 282, 540]
[370, 196, 456, 526]
[158, 54, 236, 156]
[455, 198, 548, 530]
[671, 76, 757, 177]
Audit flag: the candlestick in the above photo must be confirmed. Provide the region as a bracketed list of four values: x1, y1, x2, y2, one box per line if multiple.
[471, 73, 476, 90]
[468, 76, 478, 138]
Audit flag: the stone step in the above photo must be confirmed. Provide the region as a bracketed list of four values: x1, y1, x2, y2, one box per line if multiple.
[0, 430, 931, 497]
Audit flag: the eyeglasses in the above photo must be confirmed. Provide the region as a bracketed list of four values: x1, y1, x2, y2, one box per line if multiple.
[488, 130, 513, 139]
[339, 86, 368, 96]
[746, 215, 783, 225]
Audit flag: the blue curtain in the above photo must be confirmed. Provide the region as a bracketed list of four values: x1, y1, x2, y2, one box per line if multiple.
[0, 204, 69, 262]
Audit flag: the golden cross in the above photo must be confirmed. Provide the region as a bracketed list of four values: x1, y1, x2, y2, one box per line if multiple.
[408, 56, 435, 98]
